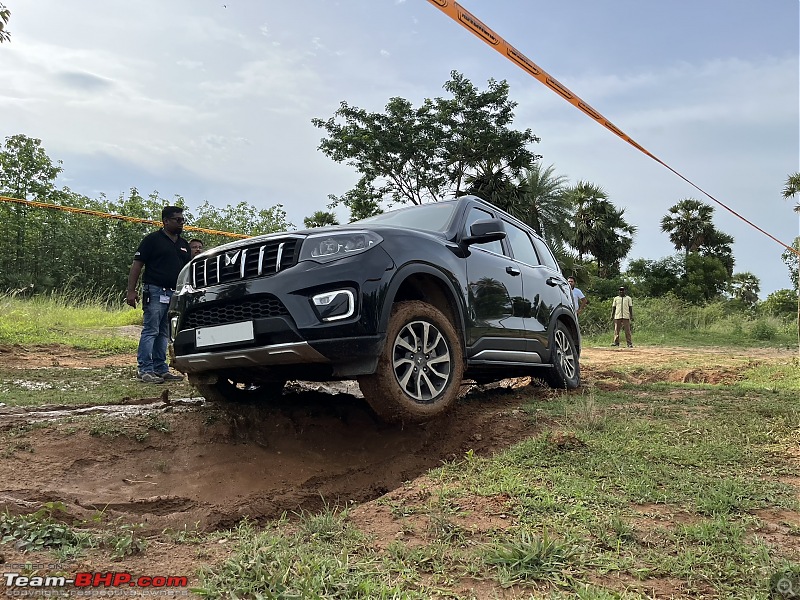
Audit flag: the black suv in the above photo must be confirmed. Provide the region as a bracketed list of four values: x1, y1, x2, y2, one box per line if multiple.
[170, 196, 580, 423]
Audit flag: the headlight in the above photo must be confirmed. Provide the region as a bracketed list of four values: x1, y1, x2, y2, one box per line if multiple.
[298, 231, 383, 264]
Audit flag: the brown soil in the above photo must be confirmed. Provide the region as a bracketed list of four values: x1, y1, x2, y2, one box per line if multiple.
[0, 344, 797, 597]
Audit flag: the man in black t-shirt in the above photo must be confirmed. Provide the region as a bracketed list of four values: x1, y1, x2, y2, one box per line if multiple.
[126, 206, 191, 383]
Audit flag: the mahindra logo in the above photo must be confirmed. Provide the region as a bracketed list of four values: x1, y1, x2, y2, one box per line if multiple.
[224, 250, 241, 267]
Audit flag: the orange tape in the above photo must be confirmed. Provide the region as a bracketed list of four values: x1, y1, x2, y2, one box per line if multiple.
[426, 0, 800, 258]
[0, 195, 249, 239]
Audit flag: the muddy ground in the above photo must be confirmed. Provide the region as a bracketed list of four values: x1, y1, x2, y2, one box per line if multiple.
[0, 344, 795, 596]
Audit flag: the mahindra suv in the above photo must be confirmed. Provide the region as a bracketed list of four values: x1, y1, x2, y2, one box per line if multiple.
[169, 196, 580, 423]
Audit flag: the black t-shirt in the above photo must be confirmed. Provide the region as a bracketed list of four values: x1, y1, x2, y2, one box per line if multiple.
[133, 229, 191, 289]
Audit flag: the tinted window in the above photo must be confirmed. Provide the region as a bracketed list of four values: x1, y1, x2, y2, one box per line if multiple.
[357, 201, 457, 233]
[464, 207, 504, 255]
[531, 236, 560, 271]
[504, 222, 540, 266]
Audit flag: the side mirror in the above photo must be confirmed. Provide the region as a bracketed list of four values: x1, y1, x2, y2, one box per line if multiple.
[462, 218, 506, 246]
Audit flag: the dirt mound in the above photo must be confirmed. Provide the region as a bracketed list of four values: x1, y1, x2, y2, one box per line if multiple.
[0, 383, 542, 533]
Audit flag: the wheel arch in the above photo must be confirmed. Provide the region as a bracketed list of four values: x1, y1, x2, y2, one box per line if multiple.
[379, 264, 466, 350]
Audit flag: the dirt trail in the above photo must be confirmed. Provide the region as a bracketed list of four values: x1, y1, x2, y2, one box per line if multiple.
[0, 344, 791, 531]
[0, 343, 794, 594]
[0, 373, 537, 534]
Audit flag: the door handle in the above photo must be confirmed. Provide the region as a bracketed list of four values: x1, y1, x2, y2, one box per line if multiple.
[506, 266, 521, 276]
[546, 276, 560, 287]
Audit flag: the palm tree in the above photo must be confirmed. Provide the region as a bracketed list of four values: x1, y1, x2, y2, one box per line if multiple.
[783, 172, 800, 211]
[513, 163, 572, 243]
[464, 162, 520, 213]
[567, 182, 636, 277]
[727, 272, 760, 307]
[590, 203, 637, 277]
[566, 181, 608, 263]
[303, 210, 339, 228]
[660, 198, 715, 257]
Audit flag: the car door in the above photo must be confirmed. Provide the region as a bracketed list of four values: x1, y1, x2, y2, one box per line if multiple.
[461, 207, 528, 359]
[502, 221, 570, 355]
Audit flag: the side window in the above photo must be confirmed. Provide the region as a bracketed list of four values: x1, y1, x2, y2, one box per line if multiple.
[531, 236, 561, 271]
[463, 207, 504, 255]
[504, 222, 540, 266]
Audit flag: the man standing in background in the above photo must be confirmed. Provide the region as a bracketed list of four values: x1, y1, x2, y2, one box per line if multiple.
[611, 286, 634, 348]
[126, 206, 191, 383]
[189, 238, 204, 257]
[567, 276, 587, 318]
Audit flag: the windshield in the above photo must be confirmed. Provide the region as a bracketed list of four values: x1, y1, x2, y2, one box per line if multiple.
[356, 202, 458, 233]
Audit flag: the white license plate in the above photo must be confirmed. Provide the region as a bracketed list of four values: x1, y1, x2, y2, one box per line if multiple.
[196, 321, 254, 348]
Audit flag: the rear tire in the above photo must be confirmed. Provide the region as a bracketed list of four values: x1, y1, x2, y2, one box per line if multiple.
[543, 322, 580, 389]
[358, 301, 464, 424]
[193, 377, 287, 403]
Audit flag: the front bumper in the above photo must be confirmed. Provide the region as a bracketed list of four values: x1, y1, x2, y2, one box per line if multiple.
[170, 246, 393, 377]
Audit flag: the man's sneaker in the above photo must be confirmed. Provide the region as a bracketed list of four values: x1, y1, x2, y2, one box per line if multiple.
[627, 344, 634, 348]
[157, 371, 184, 382]
[139, 372, 165, 384]
[611, 343, 619, 346]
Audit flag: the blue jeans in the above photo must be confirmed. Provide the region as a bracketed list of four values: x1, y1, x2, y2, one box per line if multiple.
[137, 284, 173, 375]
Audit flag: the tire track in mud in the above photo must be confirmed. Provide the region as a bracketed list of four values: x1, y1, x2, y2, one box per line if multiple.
[0, 381, 542, 532]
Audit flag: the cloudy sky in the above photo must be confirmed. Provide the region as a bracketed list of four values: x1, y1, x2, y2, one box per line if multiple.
[2, 0, 798, 295]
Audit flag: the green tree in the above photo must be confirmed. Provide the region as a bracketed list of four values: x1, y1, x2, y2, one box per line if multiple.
[568, 182, 607, 263]
[507, 163, 573, 255]
[328, 177, 385, 222]
[313, 71, 538, 208]
[303, 211, 339, 228]
[699, 227, 735, 276]
[680, 253, 729, 303]
[435, 72, 540, 197]
[726, 272, 760, 308]
[0, 134, 63, 200]
[0, 135, 64, 289]
[192, 200, 292, 248]
[660, 198, 715, 257]
[568, 182, 635, 277]
[781, 237, 800, 290]
[0, 2, 10, 43]
[783, 172, 800, 212]
[464, 163, 520, 213]
[760, 288, 799, 317]
[626, 256, 683, 298]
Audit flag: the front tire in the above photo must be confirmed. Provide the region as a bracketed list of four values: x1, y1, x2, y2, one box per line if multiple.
[358, 301, 464, 424]
[544, 322, 580, 389]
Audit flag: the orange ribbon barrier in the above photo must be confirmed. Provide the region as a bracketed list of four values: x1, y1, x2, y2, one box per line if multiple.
[426, 0, 799, 257]
[0, 195, 249, 239]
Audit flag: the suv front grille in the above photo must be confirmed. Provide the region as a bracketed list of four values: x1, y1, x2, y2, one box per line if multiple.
[192, 238, 299, 288]
[183, 295, 290, 329]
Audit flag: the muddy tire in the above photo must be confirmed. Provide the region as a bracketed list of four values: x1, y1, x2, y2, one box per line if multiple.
[543, 322, 580, 389]
[358, 301, 464, 424]
[194, 377, 287, 403]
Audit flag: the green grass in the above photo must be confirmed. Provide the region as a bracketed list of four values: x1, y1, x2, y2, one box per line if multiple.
[0, 290, 140, 351]
[579, 295, 798, 348]
[2, 294, 799, 598]
[187, 374, 800, 598]
[189, 365, 800, 599]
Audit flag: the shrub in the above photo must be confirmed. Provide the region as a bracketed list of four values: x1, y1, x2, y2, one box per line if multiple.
[760, 289, 799, 317]
[750, 320, 777, 341]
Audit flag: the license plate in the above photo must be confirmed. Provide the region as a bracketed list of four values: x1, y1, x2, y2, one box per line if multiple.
[195, 321, 254, 348]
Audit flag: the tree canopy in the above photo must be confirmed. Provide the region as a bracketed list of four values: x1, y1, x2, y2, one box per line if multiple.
[312, 71, 539, 210]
